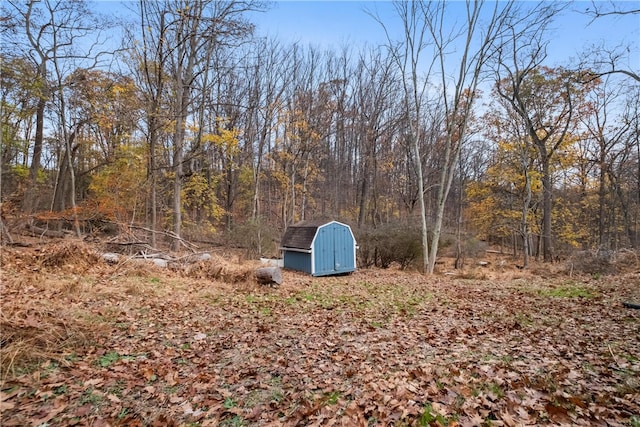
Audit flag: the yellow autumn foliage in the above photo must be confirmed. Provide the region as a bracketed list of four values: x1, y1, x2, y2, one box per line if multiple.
[181, 173, 224, 232]
[88, 145, 146, 223]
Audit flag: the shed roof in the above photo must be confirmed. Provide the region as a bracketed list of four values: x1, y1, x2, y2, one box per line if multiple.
[281, 220, 331, 250]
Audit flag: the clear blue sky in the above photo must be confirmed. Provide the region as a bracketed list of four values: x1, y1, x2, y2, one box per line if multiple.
[93, 0, 639, 70]
[250, 1, 396, 47]
[250, 1, 640, 67]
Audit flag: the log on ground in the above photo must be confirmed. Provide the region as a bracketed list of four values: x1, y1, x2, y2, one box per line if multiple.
[255, 266, 283, 286]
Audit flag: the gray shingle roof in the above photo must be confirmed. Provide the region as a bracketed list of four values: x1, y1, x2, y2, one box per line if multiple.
[280, 220, 328, 250]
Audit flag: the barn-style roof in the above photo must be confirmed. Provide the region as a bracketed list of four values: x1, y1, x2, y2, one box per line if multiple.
[281, 220, 330, 250]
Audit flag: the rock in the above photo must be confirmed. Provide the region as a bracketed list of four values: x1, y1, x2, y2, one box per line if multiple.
[260, 258, 284, 267]
[197, 253, 212, 262]
[152, 258, 168, 268]
[102, 253, 120, 264]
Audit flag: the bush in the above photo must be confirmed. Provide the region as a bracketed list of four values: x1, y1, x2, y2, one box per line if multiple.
[437, 232, 487, 260]
[612, 249, 639, 273]
[224, 219, 280, 259]
[567, 249, 617, 275]
[356, 223, 422, 269]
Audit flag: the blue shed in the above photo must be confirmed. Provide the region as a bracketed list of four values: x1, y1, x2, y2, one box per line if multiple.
[280, 220, 357, 276]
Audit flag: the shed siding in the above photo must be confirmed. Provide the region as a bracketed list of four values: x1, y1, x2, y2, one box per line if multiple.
[283, 251, 312, 274]
[335, 224, 356, 272]
[313, 226, 334, 276]
[281, 220, 356, 276]
[312, 222, 356, 276]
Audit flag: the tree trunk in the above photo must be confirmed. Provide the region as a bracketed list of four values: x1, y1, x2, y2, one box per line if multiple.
[598, 147, 607, 248]
[64, 130, 81, 237]
[357, 159, 369, 228]
[24, 97, 46, 213]
[541, 157, 553, 262]
[172, 148, 183, 251]
[149, 120, 158, 248]
[414, 138, 429, 273]
[172, 73, 189, 251]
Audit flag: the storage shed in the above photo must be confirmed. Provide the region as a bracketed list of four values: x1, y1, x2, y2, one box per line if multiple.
[280, 220, 357, 276]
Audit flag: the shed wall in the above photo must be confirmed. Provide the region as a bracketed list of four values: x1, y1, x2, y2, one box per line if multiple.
[281, 220, 356, 276]
[313, 222, 356, 276]
[283, 251, 312, 274]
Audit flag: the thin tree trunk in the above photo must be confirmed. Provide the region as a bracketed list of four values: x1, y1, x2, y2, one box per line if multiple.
[149, 122, 158, 248]
[541, 157, 553, 261]
[301, 156, 310, 221]
[172, 76, 186, 250]
[357, 158, 369, 228]
[25, 97, 46, 213]
[597, 146, 607, 248]
[414, 137, 429, 273]
[521, 173, 531, 269]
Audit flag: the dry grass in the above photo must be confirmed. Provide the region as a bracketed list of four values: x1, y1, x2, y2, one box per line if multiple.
[2, 242, 638, 387]
[0, 240, 112, 382]
[179, 253, 256, 284]
[1, 241, 639, 426]
[37, 240, 103, 271]
[0, 242, 260, 383]
[0, 276, 104, 382]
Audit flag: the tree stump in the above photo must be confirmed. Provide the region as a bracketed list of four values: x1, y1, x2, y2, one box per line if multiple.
[255, 266, 283, 286]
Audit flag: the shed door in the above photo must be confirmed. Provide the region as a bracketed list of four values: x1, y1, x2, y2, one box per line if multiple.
[315, 224, 354, 275]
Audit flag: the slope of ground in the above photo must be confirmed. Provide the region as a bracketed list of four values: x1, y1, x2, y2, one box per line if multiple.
[1, 241, 638, 426]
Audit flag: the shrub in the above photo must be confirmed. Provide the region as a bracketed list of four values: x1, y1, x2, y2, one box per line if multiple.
[356, 223, 422, 269]
[612, 249, 639, 273]
[224, 219, 280, 259]
[567, 249, 616, 275]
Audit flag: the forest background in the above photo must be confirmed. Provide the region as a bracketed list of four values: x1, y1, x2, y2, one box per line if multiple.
[1, 0, 639, 272]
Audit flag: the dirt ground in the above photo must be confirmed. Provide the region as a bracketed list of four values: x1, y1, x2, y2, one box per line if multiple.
[1, 240, 639, 426]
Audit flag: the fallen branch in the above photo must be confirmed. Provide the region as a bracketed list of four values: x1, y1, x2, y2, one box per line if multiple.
[109, 222, 199, 253]
[25, 223, 73, 238]
[608, 344, 622, 370]
[622, 301, 640, 310]
[162, 230, 199, 253]
[0, 216, 13, 244]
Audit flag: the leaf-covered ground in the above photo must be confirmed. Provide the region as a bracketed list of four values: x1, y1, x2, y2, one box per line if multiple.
[1, 242, 639, 426]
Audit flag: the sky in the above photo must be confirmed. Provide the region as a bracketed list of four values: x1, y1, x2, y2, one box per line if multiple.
[250, 1, 394, 47]
[93, 0, 640, 71]
[248, 1, 640, 67]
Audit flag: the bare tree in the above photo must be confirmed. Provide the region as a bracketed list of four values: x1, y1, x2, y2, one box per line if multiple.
[137, 0, 260, 249]
[578, 77, 637, 248]
[3, 0, 108, 215]
[244, 38, 292, 224]
[580, 44, 640, 84]
[421, 1, 528, 273]
[125, 1, 173, 247]
[352, 47, 399, 228]
[375, 1, 549, 273]
[580, 3, 639, 83]
[596, 85, 640, 248]
[372, 0, 435, 272]
[493, 1, 590, 262]
[585, 1, 640, 20]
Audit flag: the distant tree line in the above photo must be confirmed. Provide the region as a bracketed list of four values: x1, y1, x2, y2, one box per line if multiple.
[1, 0, 638, 270]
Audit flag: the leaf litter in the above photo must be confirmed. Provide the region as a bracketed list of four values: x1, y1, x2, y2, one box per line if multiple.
[0, 242, 638, 426]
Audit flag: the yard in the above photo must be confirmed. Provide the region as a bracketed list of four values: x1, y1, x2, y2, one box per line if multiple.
[1, 241, 638, 426]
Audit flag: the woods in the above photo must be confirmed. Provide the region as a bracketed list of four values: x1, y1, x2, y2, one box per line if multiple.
[1, 2, 639, 425]
[1, 0, 639, 267]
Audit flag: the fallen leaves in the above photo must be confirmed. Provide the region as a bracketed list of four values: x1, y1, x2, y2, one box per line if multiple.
[1, 245, 639, 426]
